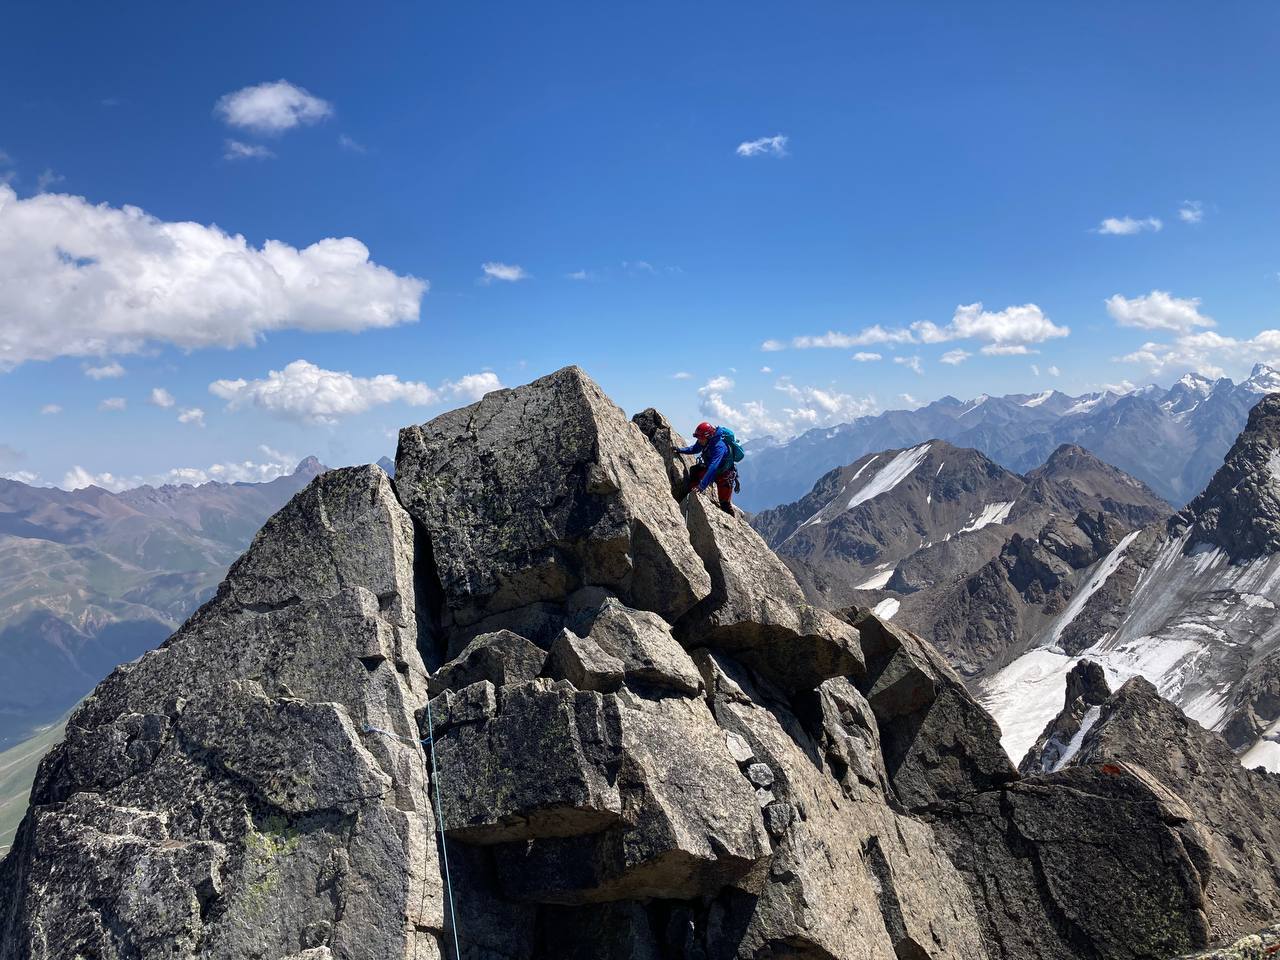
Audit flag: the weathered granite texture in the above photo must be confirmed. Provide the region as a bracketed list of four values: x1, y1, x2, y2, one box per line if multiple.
[0, 367, 1243, 960]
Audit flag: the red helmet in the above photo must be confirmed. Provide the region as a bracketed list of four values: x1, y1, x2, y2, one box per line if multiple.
[693, 421, 715, 440]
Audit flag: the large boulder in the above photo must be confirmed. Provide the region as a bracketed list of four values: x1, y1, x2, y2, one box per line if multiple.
[394, 366, 711, 635]
[0, 467, 444, 960]
[928, 762, 1212, 960]
[850, 611, 1016, 809]
[676, 494, 865, 694]
[1029, 674, 1280, 943]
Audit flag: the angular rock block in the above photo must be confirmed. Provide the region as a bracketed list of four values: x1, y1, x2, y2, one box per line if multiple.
[432, 680, 625, 844]
[428, 629, 547, 695]
[493, 692, 771, 904]
[395, 365, 711, 629]
[632, 406, 692, 500]
[549, 593, 703, 695]
[852, 611, 1016, 809]
[929, 763, 1213, 960]
[0, 467, 444, 960]
[694, 648, 992, 960]
[677, 494, 865, 694]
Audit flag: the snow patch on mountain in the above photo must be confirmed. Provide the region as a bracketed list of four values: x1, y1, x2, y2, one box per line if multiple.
[872, 596, 900, 619]
[1051, 705, 1101, 772]
[958, 501, 1015, 534]
[846, 443, 931, 510]
[854, 568, 896, 590]
[1043, 530, 1141, 651]
[1022, 390, 1054, 408]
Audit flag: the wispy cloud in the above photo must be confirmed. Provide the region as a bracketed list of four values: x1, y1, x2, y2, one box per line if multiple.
[736, 134, 788, 158]
[224, 139, 275, 160]
[216, 80, 333, 133]
[939, 349, 970, 365]
[1178, 200, 1204, 224]
[40, 403, 61, 415]
[893, 355, 924, 375]
[481, 262, 530, 283]
[36, 169, 64, 193]
[149, 387, 175, 408]
[338, 134, 367, 153]
[98, 397, 126, 411]
[1094, 216, 1163, 235]
[1048, 365, 1061, 377]
[84, 361, 125, 379]
[1106, 290, 1213, 333]
[981, 344, 1038, 356]
[852, 352, 882, 362]
[671, 371, 693, 380]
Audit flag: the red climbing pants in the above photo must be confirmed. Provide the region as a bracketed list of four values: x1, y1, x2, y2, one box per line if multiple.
[690, 464, 734, 508]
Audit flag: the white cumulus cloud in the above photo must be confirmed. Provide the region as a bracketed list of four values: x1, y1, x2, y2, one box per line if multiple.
[1117, 329, 1280, 378]
[939, 349, 971, 365]
[210, 359, 501, 425]
[216, 80, 332, 133]
[736, 135, 788, 158]
[1106, 291, 1214, 333]
[1095, 216, 1163, 235]
[913, 303, 1068, 346]
[0, 184, 425, 369]
[177, 407, 205, 426]
[149, 387, 175, 407]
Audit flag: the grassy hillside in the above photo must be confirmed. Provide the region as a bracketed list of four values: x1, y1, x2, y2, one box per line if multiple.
[0, 712, 68, 857]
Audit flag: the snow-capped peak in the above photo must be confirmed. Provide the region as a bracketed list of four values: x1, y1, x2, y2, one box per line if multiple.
[1243, 363, 1280, 394]
[1174, 372, 1214, 395]
[1022, 390, 1055, 408]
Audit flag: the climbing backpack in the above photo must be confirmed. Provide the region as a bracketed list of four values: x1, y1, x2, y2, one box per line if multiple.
[717, 427, 746, 464]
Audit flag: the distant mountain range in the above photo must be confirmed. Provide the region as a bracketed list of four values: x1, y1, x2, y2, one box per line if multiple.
[736, 363, 1280, 511]
[0, 457, 326, 748]
[752, 441, 1168, 635]
[978, 394, 1280, 772]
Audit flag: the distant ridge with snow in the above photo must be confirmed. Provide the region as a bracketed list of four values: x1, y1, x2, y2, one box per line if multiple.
[736, 363, 1280, 510]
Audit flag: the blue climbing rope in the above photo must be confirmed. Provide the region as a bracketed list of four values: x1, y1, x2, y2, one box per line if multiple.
[362, 713, 462, 960]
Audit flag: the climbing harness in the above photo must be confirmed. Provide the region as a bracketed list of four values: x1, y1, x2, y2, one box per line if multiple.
[363, 707, 462, 960]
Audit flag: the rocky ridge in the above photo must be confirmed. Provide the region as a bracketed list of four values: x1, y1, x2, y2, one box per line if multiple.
[736, 364, 1280, 511]
[1022, 664, 1280, 943]
[0, 367, 1241, 958]
[979, 394, 1280, 770]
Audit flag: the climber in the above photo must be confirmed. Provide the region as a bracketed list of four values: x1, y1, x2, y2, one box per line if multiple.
[678, 422, 744, 515]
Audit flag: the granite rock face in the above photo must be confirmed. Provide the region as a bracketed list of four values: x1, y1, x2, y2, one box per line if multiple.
[0, 367, 1239, 959]
[0, 467, 444, 959]
[1025, 674, 1280, 942]
[395, 366, 711, 637]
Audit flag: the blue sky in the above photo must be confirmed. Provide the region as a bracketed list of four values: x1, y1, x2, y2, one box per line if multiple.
[3, 2, 1280, 489]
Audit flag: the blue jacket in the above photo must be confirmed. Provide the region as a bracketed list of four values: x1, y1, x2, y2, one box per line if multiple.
[678, 431, 731, 491]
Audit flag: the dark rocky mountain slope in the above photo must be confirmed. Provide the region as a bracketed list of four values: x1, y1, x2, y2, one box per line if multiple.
[752, 440, 1168, 620]
[0, 366, 1256, 959]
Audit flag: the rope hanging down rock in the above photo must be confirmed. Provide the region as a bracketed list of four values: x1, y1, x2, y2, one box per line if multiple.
[363, 709, 462, 960]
